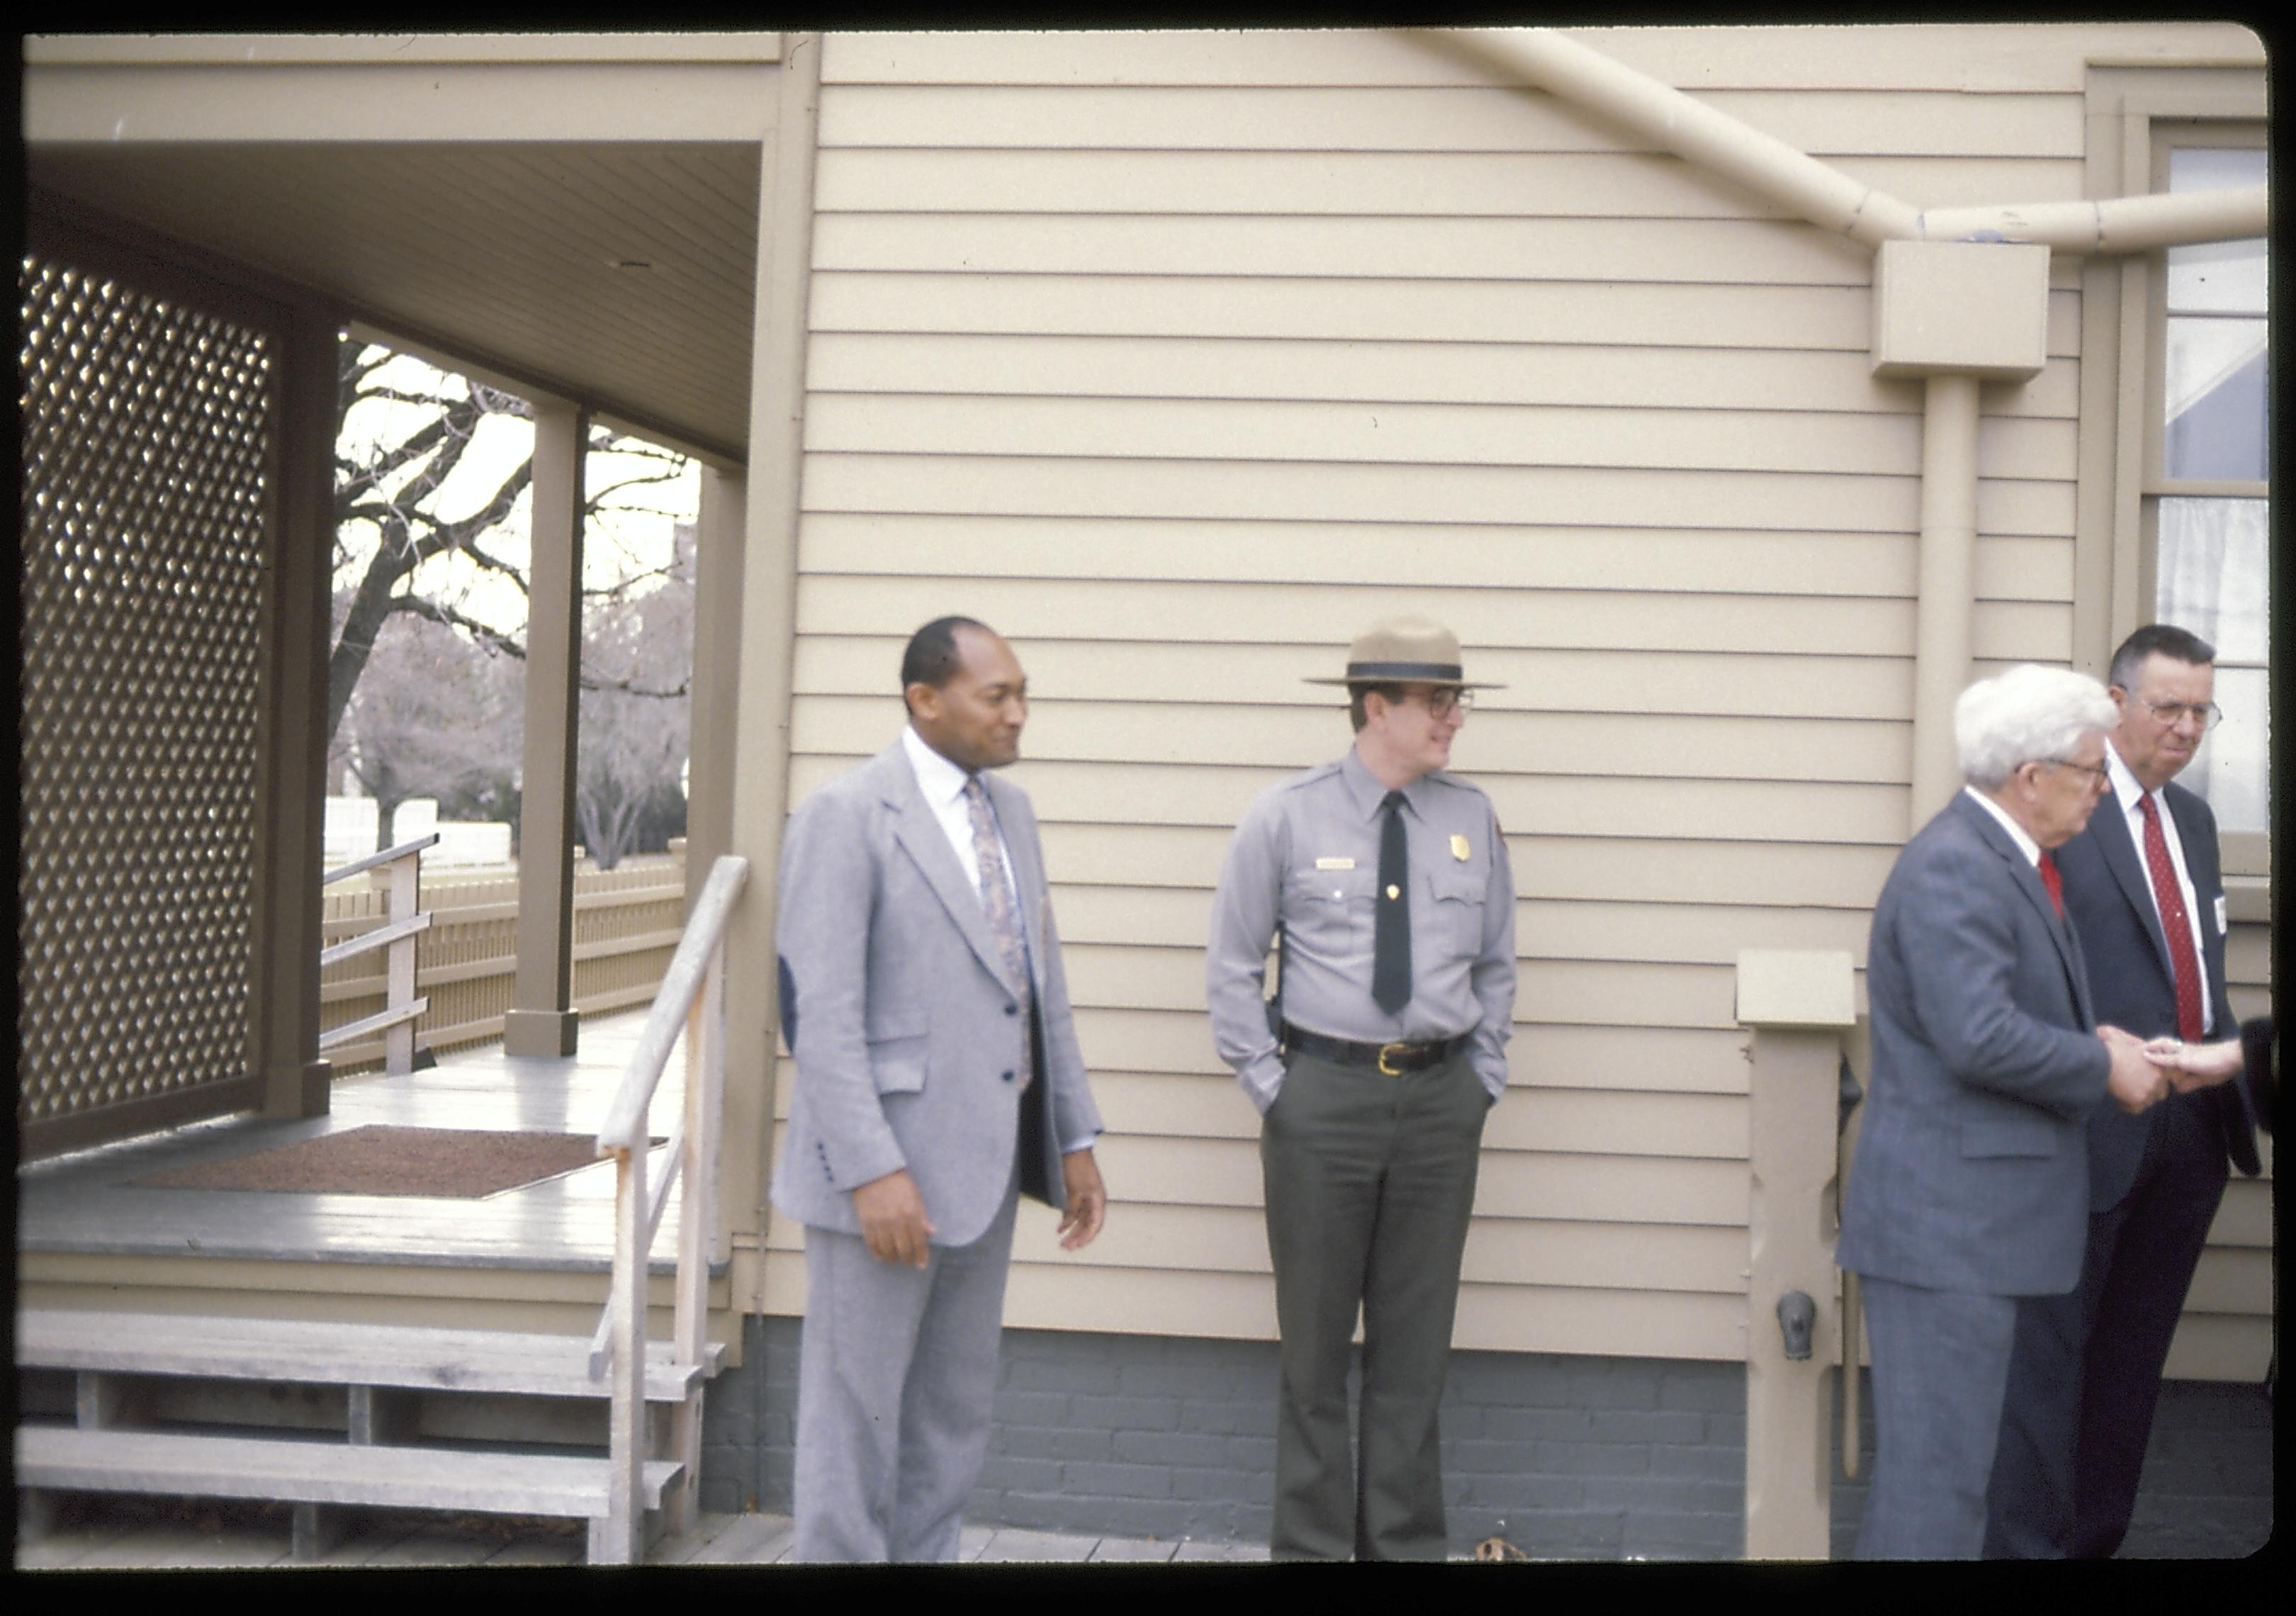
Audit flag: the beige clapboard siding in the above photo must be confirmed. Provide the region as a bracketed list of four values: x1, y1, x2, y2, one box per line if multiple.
[789, 580, 2071, 664]
[811, 213, 1883, 286]
[787, 754, 1918, 849]
[1083, 1049, 1762, 1140]
[797, 453, 2078, 539]
[2224, 923, 2268, 990]
[1049, 887, 1872, 962]
[790, 521, 2070, 602]
[1057, 941, 1838, 1021]
[810, 274, 2083, 359]
[771, 27, 2268, 1371]
[812, 148, 2081, 219]
[808, 335, 2083, 420]
[794, 697, 1911, 784]
[803, 395, 2077, 482]
[768, 1077, 1759, 1157]
[817, 25, 2263, 93]
[757, 1247, 1748, 1357]
[801, 640, 1937, 717]
[816, 83, 2083, 157]
[1057, 1021, 1765, 1104]
[761, 1174, 1754, 1290]
[806, 643, 1931, 722]
[2211, 1179, 2272, 1246]
[1035, 828, 1899, 908]
[761, 1123, 1748, 1223]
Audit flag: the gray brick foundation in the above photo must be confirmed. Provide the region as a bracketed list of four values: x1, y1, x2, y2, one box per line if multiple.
[702, 1315, 2270, 1559]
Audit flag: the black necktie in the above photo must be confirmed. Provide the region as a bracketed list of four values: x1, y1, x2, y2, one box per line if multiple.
[1374, 790, 1412, 1015]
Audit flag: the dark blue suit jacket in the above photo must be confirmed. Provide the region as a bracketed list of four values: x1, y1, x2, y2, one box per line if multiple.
[1837, 791, 2110, 1298]
[2055, 777, 2261, 1209]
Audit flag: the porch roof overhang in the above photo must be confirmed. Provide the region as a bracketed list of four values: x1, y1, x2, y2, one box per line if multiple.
[23, 33, 783, 467]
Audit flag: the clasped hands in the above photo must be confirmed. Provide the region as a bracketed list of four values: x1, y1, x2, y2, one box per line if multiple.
[851, 1148, 1108, 1269]
[2097, 1024, 2241, 1113]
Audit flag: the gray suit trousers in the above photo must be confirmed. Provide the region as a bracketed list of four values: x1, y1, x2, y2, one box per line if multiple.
[1261, 1045, 1487, 1561]
[792, 1174, 1020, 1562]
[1855, 1275, 2020, 1560]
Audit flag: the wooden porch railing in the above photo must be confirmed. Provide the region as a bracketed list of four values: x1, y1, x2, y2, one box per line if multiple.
[587, 853, 749, 1564]
[317, 834, 438, 1076]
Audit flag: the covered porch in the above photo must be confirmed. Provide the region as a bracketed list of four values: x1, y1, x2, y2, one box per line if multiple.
[17, 1006, 704, 1329]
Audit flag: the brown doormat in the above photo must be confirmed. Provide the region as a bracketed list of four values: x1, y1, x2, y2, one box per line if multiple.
[130, 1125, 650, 1199]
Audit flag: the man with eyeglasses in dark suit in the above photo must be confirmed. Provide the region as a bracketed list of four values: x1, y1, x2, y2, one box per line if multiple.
[1987, 624, 2264, 1559]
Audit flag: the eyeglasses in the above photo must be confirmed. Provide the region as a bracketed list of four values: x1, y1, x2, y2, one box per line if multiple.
[2040, 758, 2111, 786]
[2141, 699, 2223, 731]
[1408, 688, 1474, 719]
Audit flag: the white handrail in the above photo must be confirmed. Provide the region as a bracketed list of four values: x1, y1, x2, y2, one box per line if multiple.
[318, 834, 439, 1074]
[588, 853, 748, 1564]
[321, 831, 441, 885]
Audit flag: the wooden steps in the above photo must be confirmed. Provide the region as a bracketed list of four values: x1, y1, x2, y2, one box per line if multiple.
[13, 1308, 726, 1564]
[17, 1426, 681, 1519]
[18, 1308, 724, 1402]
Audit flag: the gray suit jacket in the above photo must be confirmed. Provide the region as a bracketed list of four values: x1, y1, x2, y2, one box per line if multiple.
[1837, 790, 2113, 1297]
[770, 739, 1103, 1248]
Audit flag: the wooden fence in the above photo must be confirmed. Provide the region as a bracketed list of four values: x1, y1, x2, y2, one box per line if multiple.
[319, 843, 687, 1074]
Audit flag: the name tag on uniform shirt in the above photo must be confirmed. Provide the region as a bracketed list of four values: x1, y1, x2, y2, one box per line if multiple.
[2216, 894, 2229, 936]
[1316, 857, 1355, 870]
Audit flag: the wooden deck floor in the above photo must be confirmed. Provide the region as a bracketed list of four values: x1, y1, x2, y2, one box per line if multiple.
[17, 1009, 685, 1273]
[16, 1496, 1271, 1568]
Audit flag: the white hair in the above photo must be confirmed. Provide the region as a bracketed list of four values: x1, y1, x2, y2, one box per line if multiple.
[1954, 664, 2119, 788]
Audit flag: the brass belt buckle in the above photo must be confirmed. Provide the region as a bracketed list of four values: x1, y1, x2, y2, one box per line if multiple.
[1378, 1042, 1409, 1077]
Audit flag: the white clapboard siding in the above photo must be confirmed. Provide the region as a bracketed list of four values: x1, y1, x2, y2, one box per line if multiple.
[759, 25, 2268, 1375]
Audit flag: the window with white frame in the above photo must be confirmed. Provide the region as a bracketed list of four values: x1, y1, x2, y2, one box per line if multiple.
[2149, 137, 2268, 842]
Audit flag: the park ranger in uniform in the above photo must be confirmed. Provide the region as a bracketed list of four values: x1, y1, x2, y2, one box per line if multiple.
[1205, 615, 1516, 1561]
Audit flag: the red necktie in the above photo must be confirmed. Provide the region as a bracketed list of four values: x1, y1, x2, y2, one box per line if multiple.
[2037, 850, 2064, 917]
[2137, 795, 2206, 1043]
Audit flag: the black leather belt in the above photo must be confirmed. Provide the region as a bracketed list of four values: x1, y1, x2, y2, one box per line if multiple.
[1281, 1023, 1468, 1077]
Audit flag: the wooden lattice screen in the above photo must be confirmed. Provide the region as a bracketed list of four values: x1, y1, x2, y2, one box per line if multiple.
[18, 249, 277, 1153]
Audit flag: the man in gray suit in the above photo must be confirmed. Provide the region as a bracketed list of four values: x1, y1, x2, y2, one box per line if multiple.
[1836, 663, 2167, 1559]
[772, 616, 1108, 1562]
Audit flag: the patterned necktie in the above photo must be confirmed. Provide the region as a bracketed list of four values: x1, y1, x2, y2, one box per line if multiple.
[2137, 795, 2206, 1043]
[964, 777, 1035, 1087]
[1373, 790, 1412, 1016]
[2037, 850, 2064, 918]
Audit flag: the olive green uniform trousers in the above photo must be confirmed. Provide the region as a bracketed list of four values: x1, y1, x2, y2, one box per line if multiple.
[1260, 1045, 1489, 1560]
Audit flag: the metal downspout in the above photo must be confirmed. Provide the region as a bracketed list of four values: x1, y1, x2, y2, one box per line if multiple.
[1910, 376, 1983, 821]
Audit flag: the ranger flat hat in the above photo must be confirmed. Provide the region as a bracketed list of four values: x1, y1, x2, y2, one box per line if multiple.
[1304, 615, 1507, 689]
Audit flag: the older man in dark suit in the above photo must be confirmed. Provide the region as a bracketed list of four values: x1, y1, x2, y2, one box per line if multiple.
[1837, 663, 2167, 1559]
[1986, 626, 2263, 1559]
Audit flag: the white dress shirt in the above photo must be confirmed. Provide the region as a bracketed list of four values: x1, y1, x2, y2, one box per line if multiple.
[901, 724, 1020, 910]
[900, 724, 1097, 1155]
[1962, 785, 2043, 869]
[2103, 743, 2215, 1036]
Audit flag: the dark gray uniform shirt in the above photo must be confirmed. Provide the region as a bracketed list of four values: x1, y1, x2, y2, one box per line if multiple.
[1207, 749, 1516, 1113]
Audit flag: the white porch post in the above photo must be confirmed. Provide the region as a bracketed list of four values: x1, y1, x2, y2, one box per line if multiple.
[505, 399, 589, 1057]
[683, 466, 748, 916]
